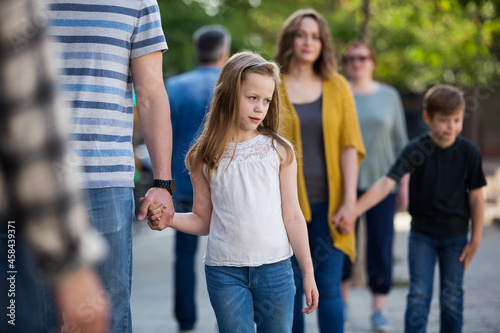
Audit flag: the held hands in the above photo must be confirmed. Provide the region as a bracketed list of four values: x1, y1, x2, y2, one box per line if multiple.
[302, 275, 319, 314]
[332, 202, 358, 235]
[137, 187, 174, 230]
[140, 199, 165, 225]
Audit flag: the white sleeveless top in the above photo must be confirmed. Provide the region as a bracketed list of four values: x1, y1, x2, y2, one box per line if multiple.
[203, 135, 293, 266]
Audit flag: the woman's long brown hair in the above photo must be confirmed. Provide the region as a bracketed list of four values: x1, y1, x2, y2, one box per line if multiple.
[274, 8, 337, 80]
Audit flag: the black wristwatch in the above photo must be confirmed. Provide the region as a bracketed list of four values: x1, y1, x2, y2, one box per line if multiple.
[153, 179, 176, 196]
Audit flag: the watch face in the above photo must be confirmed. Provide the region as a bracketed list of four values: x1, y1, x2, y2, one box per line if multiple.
[169, 180, 176, 194]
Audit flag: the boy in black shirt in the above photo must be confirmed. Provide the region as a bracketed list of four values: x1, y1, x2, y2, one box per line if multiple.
[335, 84, 486, 332]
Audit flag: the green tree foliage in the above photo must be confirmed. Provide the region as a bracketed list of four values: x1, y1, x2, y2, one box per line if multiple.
[159, 0, 500, 93]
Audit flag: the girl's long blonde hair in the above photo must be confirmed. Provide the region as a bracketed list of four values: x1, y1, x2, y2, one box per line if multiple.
[185, 51, 294, 182]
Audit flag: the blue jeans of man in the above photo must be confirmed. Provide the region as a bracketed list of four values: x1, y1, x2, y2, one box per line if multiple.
[405, 229, 467, 333]
[174, 200, 199, 331]
[205, 259, 295, 333]
[86, 187, 134, 333]
[292, 202, 345, 333]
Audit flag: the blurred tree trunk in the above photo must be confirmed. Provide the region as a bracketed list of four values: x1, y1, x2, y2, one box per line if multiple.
[361, 0, 370, 42]
[350, 0, 371, 290]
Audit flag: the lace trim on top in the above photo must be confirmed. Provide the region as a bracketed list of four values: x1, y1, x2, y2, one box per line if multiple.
[220, 135, 276, 162]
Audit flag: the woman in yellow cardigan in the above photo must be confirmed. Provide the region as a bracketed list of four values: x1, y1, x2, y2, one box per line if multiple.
[275, 9, 365, 333]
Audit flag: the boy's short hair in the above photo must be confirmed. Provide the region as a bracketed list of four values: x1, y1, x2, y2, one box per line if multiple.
[423, 84, 465, 117]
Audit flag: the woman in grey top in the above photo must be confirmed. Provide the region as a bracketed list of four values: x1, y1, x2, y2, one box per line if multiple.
[340, 40, 409, 332]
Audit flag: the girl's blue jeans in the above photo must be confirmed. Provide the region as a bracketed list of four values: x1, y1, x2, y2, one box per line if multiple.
[405, 229, 467, 333]
[205, 259, 295, 333]
[292, 202, 345, 333]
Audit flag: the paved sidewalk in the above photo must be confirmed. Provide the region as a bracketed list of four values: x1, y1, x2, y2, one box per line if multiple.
[131, 217, 500, 332]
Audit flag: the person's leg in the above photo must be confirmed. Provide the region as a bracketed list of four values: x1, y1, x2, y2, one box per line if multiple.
[340, 204, 361, 327]
[86, 187, 134, 333]
[205, 265, 254, 333]
[405, 230, 436, 333]
[309, 202, 345, 333]
[365, 193, 396, 301]
[437, 234, 467, 333]
[365, 193, 395, 330]
[0, 231, 57, 333]
[252, 259, 295, 333]
[340, 255, 353, 326]
[173, 201, 198, 332]
[341, 256, 353, 305]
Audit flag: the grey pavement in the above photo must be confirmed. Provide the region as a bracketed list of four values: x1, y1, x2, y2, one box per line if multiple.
[131, 214, 500, 332]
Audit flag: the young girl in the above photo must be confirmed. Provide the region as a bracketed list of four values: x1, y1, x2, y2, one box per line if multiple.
[149, 51, 318, 332]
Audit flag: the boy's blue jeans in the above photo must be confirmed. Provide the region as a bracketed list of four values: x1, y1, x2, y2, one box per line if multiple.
[205, 259, 295, 333]
[405, 229, 467, 333]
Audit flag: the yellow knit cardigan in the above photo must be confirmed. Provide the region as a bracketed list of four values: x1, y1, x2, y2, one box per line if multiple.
[278, 73, 366, 262]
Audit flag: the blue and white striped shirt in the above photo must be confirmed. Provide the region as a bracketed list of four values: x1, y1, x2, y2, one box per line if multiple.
[46, 0, 168, 188]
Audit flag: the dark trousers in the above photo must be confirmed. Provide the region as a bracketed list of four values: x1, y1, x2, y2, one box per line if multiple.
[342, 192, 396, 294]
[174, 200, 198, 331]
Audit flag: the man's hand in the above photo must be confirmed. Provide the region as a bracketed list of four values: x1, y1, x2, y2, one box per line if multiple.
[137, 187, 174, 230]
[54, 267, 109, 333]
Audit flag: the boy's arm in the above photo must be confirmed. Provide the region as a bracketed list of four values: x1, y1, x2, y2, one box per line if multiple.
[396, 174, 410, 211]
[277, 143, 319, 315]
[171, 167, 212, 236]
[357, 176, 398, 216]
[459, 187, 484, 271]
[335, 175, 398, 235]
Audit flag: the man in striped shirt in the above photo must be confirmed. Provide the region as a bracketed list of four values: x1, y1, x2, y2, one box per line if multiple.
[45, 1, 175, 331]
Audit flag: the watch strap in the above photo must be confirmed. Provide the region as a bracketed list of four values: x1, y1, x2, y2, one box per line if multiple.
[152, 179, 175, 195]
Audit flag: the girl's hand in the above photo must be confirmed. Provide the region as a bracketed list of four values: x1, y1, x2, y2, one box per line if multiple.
[301, 275, 319, 314]
[140, 198, 165, 226]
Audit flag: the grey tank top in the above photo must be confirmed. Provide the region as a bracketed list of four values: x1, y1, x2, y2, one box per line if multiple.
[294, 96, 328, 205]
